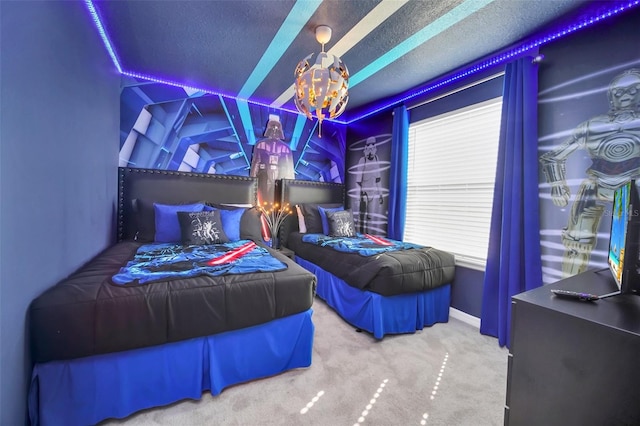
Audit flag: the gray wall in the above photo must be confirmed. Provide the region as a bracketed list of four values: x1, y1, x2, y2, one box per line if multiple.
[451, 266, 484, 318]
[0, 1, 120, 424]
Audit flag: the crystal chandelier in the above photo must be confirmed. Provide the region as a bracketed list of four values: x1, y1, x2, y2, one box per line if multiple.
[294, 25, 349, 137]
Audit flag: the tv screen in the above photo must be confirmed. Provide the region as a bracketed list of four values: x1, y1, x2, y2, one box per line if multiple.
[608, 179, 640, 293]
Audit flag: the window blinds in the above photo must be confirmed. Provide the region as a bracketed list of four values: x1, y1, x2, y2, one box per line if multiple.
[405, 97, 502, 270]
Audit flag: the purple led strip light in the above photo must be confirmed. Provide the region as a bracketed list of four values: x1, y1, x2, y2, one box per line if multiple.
[350, 0, 640, 123]
[84, 0, 640, 125]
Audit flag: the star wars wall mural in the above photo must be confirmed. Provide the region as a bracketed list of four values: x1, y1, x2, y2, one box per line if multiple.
[119, 76, 346, 204]
[249, 115, 294, 204]
[537, 10, 640, 283]
[346, 114, 393, 236]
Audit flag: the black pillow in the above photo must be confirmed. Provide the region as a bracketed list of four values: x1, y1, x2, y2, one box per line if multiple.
[327, 209, 356, 237]
[178, 210, 229, 245]
[240, 207, 265, 242]
[300, 203, 343, 234]
[132, 198, 156, 242]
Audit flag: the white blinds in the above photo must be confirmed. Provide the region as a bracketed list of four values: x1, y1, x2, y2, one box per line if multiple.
[405, 97, 502, 270]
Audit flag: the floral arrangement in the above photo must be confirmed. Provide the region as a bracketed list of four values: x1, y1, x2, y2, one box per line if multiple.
[256, 201, 292, 247]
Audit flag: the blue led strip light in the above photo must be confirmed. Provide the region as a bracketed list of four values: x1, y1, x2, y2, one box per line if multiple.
[120, 70, 302, 117]
[347, 0, 640, 124]
[83, 2, 302, 116]
[85, 0, 639, 126]
[83, 0, 122, 74]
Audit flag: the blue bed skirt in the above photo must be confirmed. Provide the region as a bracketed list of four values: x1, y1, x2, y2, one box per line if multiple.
[296, 256, 450, 339]
[28, 309, 314, 426]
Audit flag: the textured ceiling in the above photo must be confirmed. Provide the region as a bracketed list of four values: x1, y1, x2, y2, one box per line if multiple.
[90, 0, 629, 121]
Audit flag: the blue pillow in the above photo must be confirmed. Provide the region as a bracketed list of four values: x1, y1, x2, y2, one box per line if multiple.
[301, 203, 342, 234]
[318, 205, 344, 235]
[154, 203, 205, 243]
[203, 205, 246, 242]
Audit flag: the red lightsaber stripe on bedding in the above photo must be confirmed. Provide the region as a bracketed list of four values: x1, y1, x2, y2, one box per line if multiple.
[364, 234, 394, 246]
[207, 241, 258, 265]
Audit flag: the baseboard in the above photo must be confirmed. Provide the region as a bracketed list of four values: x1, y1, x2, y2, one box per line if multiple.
[449, 307, 481, 329]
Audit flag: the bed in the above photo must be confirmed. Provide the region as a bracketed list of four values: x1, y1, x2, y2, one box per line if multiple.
[28, 168, 317, 426]
[277, 178, 454, 339]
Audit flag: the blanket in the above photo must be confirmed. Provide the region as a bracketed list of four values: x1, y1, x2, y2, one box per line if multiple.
[112, 240, 287, 285]
[301, 233, 423, 256]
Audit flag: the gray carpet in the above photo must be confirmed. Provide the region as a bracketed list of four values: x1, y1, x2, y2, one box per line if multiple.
[103, 298, 508, 426]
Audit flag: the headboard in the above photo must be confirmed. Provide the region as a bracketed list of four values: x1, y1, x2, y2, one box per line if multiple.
[117, 167, 257, 241]
[276, 178, 345, 247]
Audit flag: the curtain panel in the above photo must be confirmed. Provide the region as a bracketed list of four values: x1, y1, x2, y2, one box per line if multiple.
[388, 104, 409, 240]
[480, 56, 543, 347]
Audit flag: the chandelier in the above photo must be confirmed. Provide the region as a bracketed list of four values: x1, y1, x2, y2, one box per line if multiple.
[294, 25, 349, 137]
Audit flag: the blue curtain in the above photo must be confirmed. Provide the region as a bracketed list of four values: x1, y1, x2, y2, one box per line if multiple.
[388, 104, 409, 240]
[480, 56, 543, 348]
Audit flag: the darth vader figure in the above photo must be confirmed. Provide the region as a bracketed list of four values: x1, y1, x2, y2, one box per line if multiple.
[249, 115, 295, 204]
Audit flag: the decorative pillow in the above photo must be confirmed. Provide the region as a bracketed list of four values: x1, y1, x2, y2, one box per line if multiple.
[300, 203, 342, 234]
[178, 210, 229, 245]
[296, 205, 307, 233]
[154, 202, 206, 243]
[318, 205, 344, 235]
[203, 205, 246, 242]
[327, 209, 356, 238]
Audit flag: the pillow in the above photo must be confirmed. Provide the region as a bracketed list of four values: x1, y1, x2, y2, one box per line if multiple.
[318, 205, 344, 235]
[154, 202, 206, 243]
[132, 198, 156, 242]
[219, 208, 246, 242]
[300, 203, 342, 234]
[296, 205, 307, 233]
[203, 205, 246, 242]
[240, 207, 265, 243]
[327, 209, 356, 238]
[178, 210, 229, 245]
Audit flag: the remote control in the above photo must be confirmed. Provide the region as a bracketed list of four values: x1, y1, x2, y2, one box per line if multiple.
[550, 289, 599, 301]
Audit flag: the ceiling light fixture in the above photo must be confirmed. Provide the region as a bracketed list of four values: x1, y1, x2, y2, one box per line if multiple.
[294, 25, 349, 137]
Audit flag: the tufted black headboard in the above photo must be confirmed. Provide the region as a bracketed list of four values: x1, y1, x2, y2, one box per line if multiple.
[276, 178, 345, 247]
[117, 167, 257, 241]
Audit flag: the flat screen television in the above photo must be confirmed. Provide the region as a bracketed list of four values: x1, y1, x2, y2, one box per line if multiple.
[607, 179, 640, 294]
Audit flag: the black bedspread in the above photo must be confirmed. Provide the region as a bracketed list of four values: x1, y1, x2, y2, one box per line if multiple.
[30, 241, 316, 363]
[288, 232, 455, 296]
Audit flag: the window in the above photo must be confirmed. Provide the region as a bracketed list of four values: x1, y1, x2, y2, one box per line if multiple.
[405, 97, 502, 270]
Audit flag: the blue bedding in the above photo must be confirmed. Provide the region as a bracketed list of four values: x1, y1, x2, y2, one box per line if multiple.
[112, 240, 287, 285]
[301, 233, 422, 256]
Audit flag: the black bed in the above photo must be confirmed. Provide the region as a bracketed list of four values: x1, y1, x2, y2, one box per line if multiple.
[277, 178, 454, 339]
[28, 168, 317, 425]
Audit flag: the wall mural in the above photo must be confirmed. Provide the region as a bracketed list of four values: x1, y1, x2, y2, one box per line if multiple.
[537, 10, 640, 283]
[249, 114, 294, 205]
[119, 77, 346, 202]
[345, 114, 393, 236]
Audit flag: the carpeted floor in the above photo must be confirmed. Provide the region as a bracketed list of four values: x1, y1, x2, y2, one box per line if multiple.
[102, 297, 508, 426]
